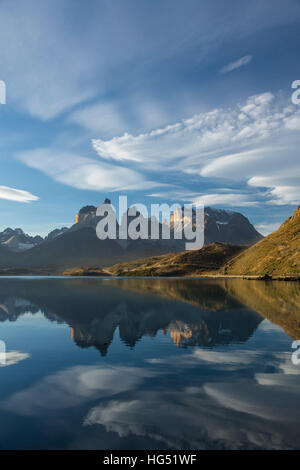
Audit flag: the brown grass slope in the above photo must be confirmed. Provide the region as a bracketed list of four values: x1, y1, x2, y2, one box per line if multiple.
[222, 206, 300, 276]
[104, 243, 246, 277]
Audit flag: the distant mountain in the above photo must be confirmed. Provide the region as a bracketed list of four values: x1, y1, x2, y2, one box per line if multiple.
[222, 206, 300, 276]
[0, 228, 43, 252]
[17, 205, 181, 269]
[170, 206, 262, 245]
[20, 225, 126, 269]
[0, 200, 263, 271]
[44, 227, 69, 242]
[0, 227, 70, 253]
[204, 207, 262, 244]
[0, 244, 19, 266]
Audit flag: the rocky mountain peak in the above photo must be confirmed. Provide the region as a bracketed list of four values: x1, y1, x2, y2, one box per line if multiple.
[170, 206, 262, 245]
[0, 228, 43, 252]
[74, 200, 113, 224]
[45, 227, 68, 242]
[74, 205, 97, 224]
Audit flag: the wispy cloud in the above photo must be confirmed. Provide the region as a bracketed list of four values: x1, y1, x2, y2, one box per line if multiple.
[1, 1, 300, 120]
[16, 149, 161, 192]
[93, 92, 280, 169]
[0, 351, 30, 367]
[68, 102, 127, 137]
[1, 364, 156, 415]
[148, 190, 258, 208]
[255, 222, 281, 236]
[92, 92, 300, 206]
[193, 193, 258, 207]
[17, 91, 300, 207]
[0, 186, 39, 203]
[220, 55, 252, 74]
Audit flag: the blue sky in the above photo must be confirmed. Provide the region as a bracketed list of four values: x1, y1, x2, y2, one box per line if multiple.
[0, 0, 300, 236]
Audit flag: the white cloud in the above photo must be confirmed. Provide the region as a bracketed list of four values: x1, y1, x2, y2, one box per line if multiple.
[147, 189, 257, 207]
[0, 185, 39, 203]
[17, 149, 160, 192]
[1, 364, 156, 416]
[0, 1, 98, 119]
[67, 95, 171, 138]
[194, 193, 258, 207]
[3, 344, 299, 449]
[255, 222, 281, 236]
[82, 387, 288, 449]
[83, 347, 298, 449]
[200, 148, 271, 179]
[248, 175, 300, 205]
[203, 379, 300, 423]
[0, 0, 300, 121]
[68, 102, 127, 137]
[92, 92, 283, 169]
[0, 351, 30, 367]
[284, 114, 300, 130]
[258, 319, 283, 333]
[92, 91, 300, 206]
[220, 55, 252, 74]
[92, 92, 289, 171]
[146, 348, 263, 369]
[17, 90, 300, 206]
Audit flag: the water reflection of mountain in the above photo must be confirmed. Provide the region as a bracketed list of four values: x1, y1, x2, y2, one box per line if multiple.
[222, 279, 300, 339]
[118, 278, 300, 340]
[0, 278, 264, 355]
[0, 296, 40, 321]
[1, 277, 299, 350]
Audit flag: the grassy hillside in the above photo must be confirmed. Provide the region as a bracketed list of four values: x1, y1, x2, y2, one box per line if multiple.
[63, 243, 245, 277]
[103, 243, 246, 277]
[222, 207, 300, 276]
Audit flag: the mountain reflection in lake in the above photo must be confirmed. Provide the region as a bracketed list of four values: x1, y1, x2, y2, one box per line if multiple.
[0, 277, 299, 450]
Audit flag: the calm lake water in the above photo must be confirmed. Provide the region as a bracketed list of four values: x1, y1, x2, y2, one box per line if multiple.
[0, 277, 299, 450]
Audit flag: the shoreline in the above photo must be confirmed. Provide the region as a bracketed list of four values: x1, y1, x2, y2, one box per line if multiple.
[0, 272, 298, 281]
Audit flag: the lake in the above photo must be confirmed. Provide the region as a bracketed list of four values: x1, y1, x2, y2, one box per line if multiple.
[0, 277, 299, 450]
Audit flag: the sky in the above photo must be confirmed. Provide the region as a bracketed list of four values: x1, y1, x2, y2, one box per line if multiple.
[0, 0, 300, 236]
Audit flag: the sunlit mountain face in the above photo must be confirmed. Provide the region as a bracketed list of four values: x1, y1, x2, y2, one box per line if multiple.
[0, 278, 299, 450]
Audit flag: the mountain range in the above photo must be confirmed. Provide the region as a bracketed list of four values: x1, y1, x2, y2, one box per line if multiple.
[0, 200, 262, 271]
[93, 206, 299, 279]
[0, 228, 43, 252]
[0, 227, 68, 252]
